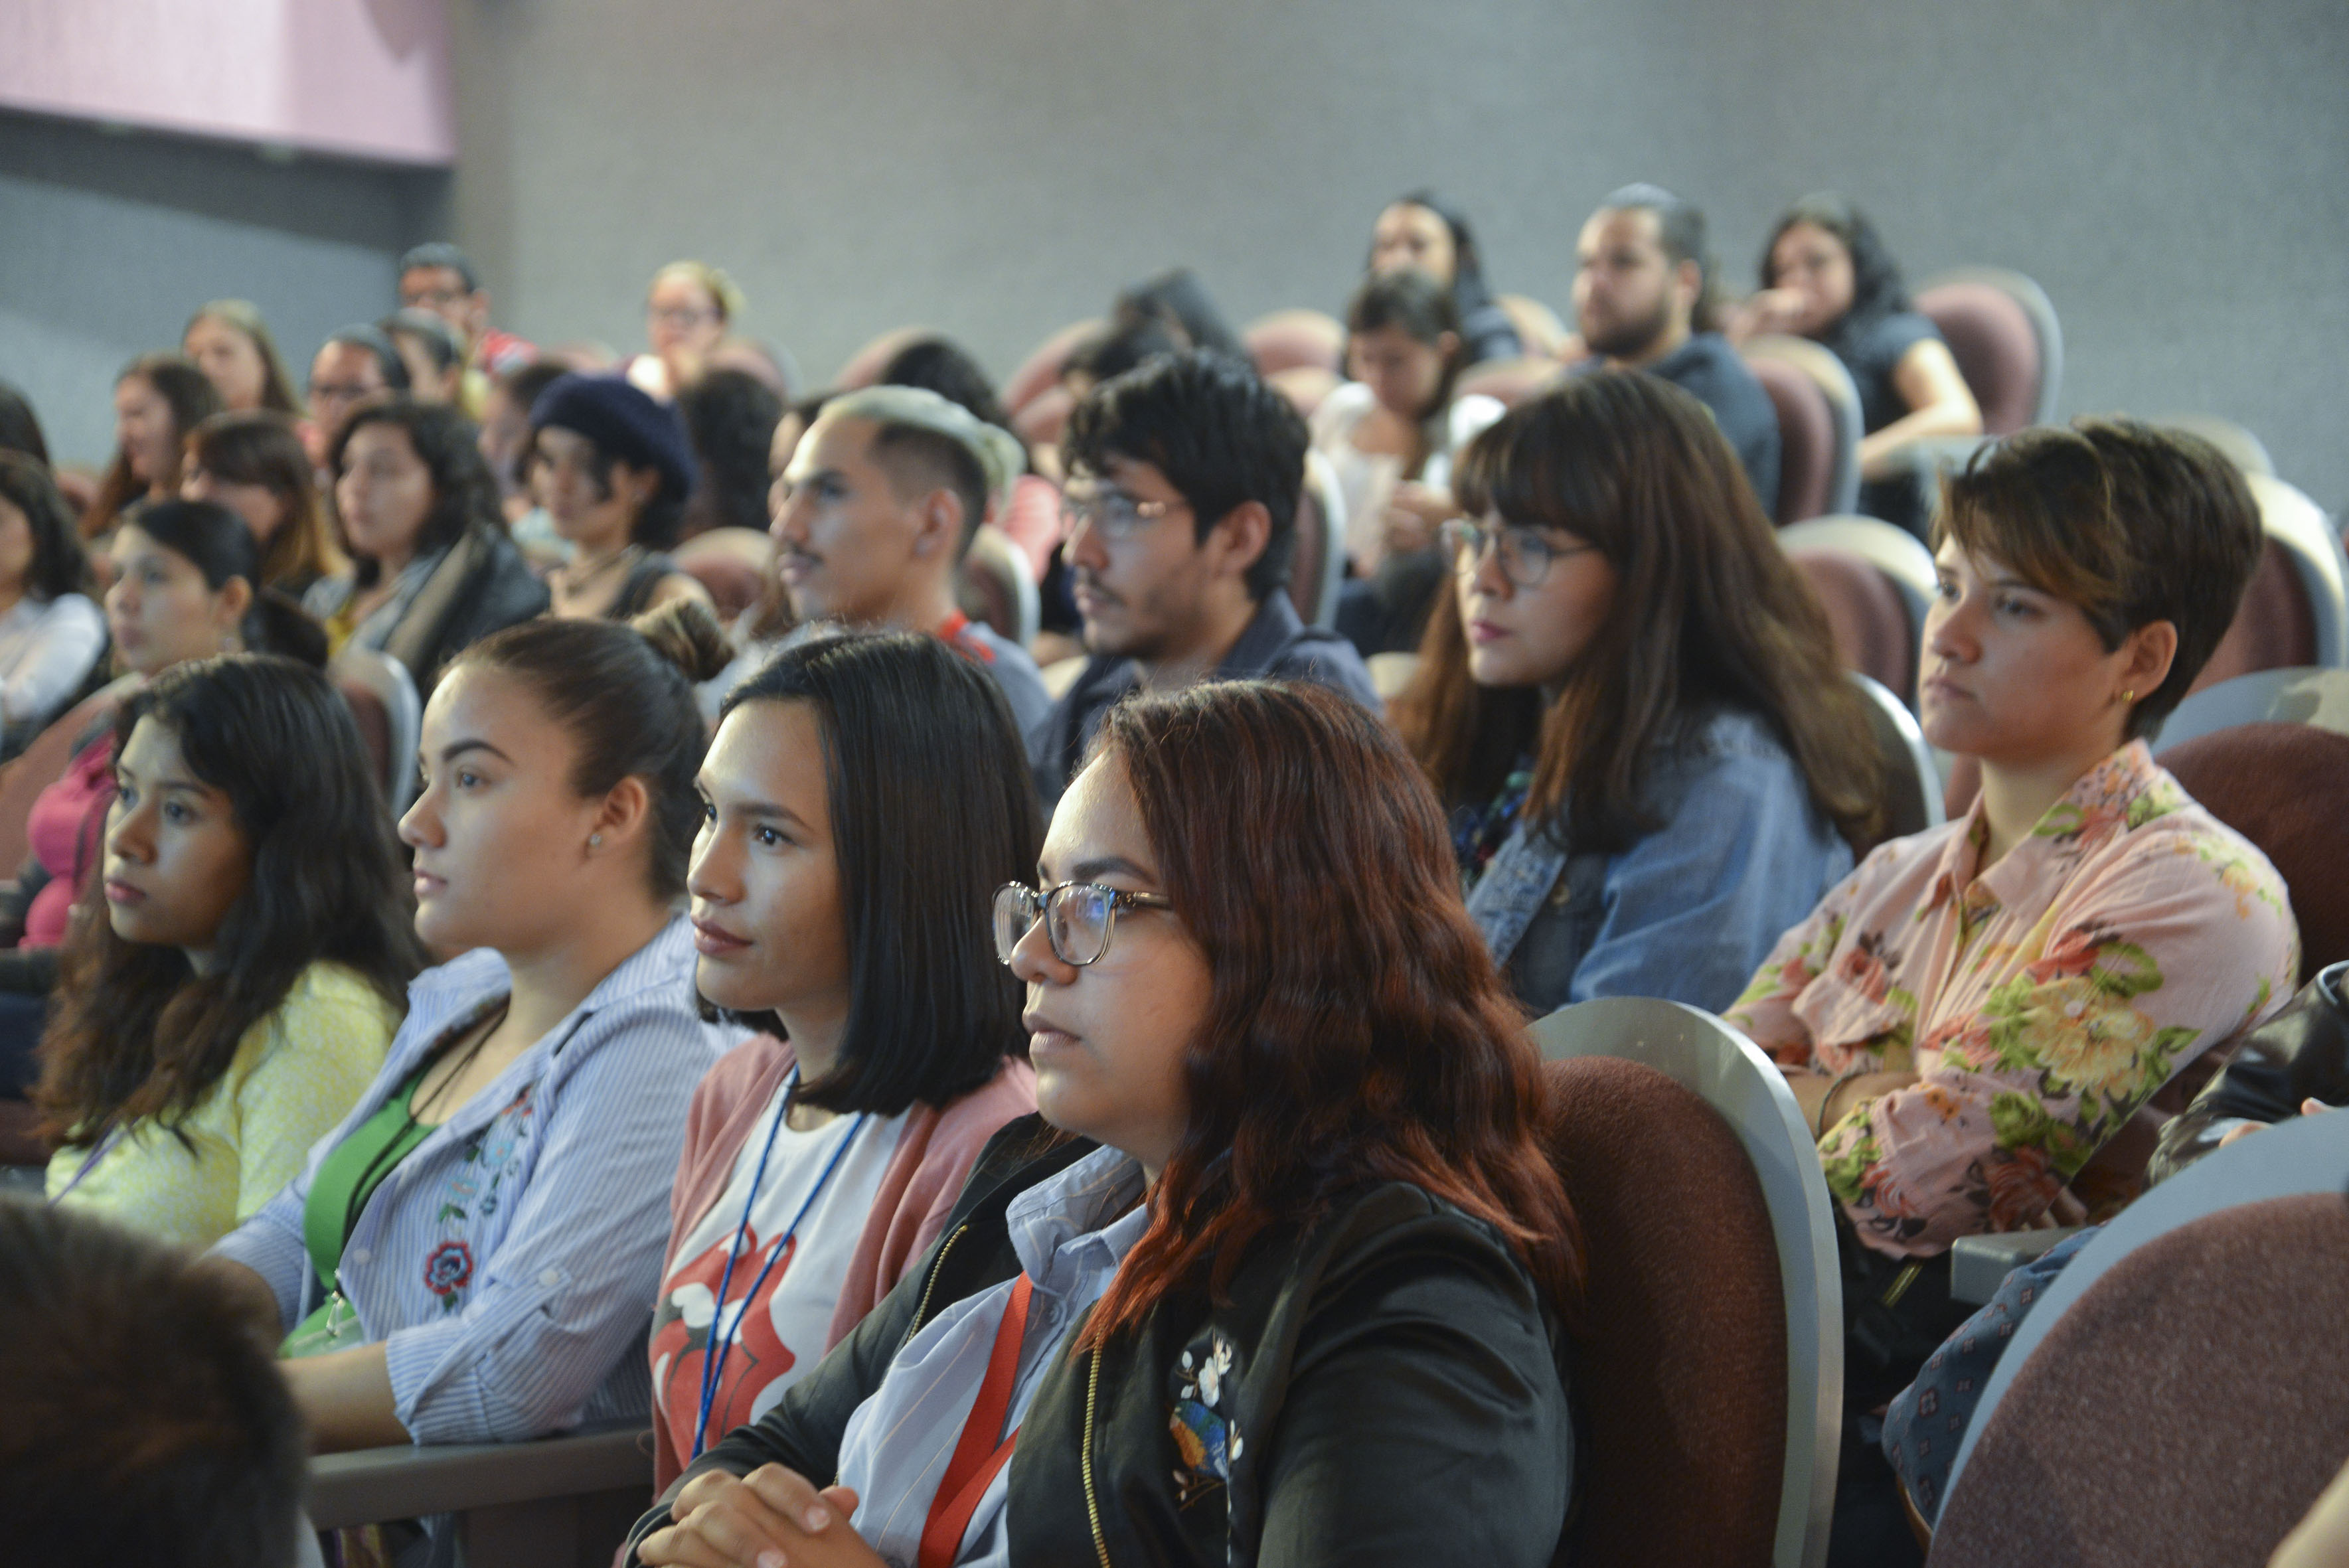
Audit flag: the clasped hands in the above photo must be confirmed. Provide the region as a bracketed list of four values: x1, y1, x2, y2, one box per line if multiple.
[639, 1464, 885, 1568]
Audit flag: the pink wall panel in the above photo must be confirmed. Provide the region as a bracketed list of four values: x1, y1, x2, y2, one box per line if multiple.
[0, 0, 455, 167]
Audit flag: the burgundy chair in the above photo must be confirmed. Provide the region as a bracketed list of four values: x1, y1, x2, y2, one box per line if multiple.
[1788, 546, 1916, 699]
[2194, 540, 2321, 691]
[1538, 1056, 1791, 1568]
[677, 552, 766, 624]
[829, 326, 932, 391]
[2157, 721, 2349, 979]
[1914, 270, 2060, 437]
[1749, 356, 1837, 524]
[999, 319, 1103, 418]
[1283, 455, 1342, 630]
[1242, 309, 1344, 378]
[335, 680, 394, 803]
[1927, 1192, 2349, 1568]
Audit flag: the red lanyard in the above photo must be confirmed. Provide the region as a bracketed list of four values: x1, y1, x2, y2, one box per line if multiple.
[918, 1272, 1034, 1568]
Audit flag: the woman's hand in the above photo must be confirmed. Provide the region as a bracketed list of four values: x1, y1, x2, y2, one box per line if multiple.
[1382, 482, 1457, 555]
[639, 1467, 877, 1568]
[1784, 1065, 1921, 1137]
[1728, 287, 1809, 341]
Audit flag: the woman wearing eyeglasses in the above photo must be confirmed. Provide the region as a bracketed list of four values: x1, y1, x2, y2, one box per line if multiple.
[629, 677, 1578, 1568]
[1394, 369, 1879, 1017]
[653, 631, 1040, 1492]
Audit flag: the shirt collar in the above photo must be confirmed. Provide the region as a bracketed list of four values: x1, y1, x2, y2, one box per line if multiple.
[1931, 740, 2164, 914]
[1005, 1142, 1151, 1282]
[1217, 592, 1307, 678]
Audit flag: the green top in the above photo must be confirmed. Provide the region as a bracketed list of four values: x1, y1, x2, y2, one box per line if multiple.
[300, 1062, 435, 1296]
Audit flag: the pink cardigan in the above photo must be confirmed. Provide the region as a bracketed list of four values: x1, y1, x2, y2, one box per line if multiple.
[651, 1034, 1037, 1489]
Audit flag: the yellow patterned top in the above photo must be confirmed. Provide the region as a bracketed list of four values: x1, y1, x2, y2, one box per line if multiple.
[46, 962, 402, 1251]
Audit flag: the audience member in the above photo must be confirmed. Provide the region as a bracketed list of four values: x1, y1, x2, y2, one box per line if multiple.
[181, 411, 347, 597]
[1724, 420, 2297, 1566]
[382, 309, 469, 406]
[479, 358, 572, 571]
[771, 385, 1052, 734]
[397, 241, 537, 414]
[876, 335, 1062, 582]
[0, 1202, 309, 1568]
[304, 325, 411, 471]
[0, 453, 105, 742]
[307, 399, 548, 690]
[0, 380, 52, 466]
[202, 608, 742, 1494]
[1030, 352, 1378, 801]
[1572, 184, 1782, 514]
[84, 353, 222, 544]
[627, 679, 1578, 1568]
[677, 366, 785, 540]
[1367, 191, 1524, 364]
[37, 656, 418, 1249]
[1738, 193, 1981, 533]
[652, 632, 1043, 1490]
[528, 372, 713, 618]
[1316, 267, 1506, 656]
[2150, 959, 2349, 1180]
[1058, 313, 1184, 404]
[1112, 266, 1250, 362]
[631, 260, 744, 402]
[181, 301, 304, 419]
[1396, 371, 1874, 1014]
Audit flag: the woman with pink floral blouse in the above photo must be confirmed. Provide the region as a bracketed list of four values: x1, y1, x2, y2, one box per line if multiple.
[1727, 418, 2299, 1565]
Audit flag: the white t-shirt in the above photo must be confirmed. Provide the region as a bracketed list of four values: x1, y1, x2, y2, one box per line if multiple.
[649, 1087, 907, 1459]
[1308, 382, 1505, 574]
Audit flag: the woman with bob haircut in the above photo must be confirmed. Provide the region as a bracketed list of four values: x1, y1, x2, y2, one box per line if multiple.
[627, 678, 1580, 1568]
[649, 631, 1042, 1491]
[0, 453, 104, 744]
[181, 410, 347, 597]
[82, 353, 223, 544]
[205, 604, 742, 1502]
[37, 655, 420, 1249]
[1396, 369, 1880, 1016]
[305, 398, 548, 690]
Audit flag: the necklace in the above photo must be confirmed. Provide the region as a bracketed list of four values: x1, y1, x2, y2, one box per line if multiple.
[412, 1001, 509, 1125]
[559, 542, 643, 599]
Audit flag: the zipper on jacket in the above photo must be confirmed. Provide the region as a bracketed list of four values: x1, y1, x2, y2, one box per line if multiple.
[900, 1223, 967, 1350]
[1082, 1343, 1111, 1568]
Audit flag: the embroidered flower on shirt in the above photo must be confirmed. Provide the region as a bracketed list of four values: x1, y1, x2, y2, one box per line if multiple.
[1169, 1336, 1242, 1508]
[424, 1240, 474, 1299]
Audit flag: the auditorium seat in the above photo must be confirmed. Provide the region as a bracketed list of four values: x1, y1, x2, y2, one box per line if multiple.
[1285, 451, 1346, 630]
[330, 647, 422, 816]
[2158, 666, 2349, 752]
[1778, 515, 1937, 702]
[0, 685, 115, 879]
[2194, 540, 2320, 690]
[2156, 722, 2349, 979]
[1532, 998, 1840, 1568]
[999, 318, 1103, 419]
[309, 1423, 653, 1568]
[1742, 335, 1864, 522]
[2160, 413, 2277, 478]
[1242, 309, 1344, 378]
[1850, 672, 1945, 845]
[2245, 472, 2349, 667]
[1011, 384, 1075, 449]
[1455, 356, 1566, 409]
[828, 326, 932, 390]
[1914, 267, 2064, 435]
[955, 524, 1040, 649]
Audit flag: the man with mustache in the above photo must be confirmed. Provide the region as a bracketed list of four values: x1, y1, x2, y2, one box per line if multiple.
[770, 385, 1052, 734]
[1029, 351, 1378, 803]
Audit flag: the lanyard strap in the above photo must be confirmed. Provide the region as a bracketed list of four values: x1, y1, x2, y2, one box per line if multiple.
[47, 1126, 120, 1206]
[690, 1074, 868, 1459]
[918, 1271, 1034, 1568]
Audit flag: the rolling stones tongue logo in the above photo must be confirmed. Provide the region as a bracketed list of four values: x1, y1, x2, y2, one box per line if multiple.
[650, 1229, 801, 1435]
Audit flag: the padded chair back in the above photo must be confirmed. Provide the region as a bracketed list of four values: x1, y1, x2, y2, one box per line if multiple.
[1011, 385, 1075, 449]
[1779, 516, 1936, 688]
[1455, 356, 1566, 409]
[1000, 318, 1103, 418]
[1285, 451, 1346, 630]
[2194, 540, 2319, 690]
[330, 647, 423, 816]
[2156, 722, 2349, 978]
[1532, 999, 1840, 1568]
[2247, 473, 2349, 667]
[1915, 268, 2064, 433]
[1742, 336, 1864, 520]
[829, 326, 932, 391]
[2160, 413, 2276, 477]
[1242, 309, 1344, 378]
[1789, 548, 1915, 699]
[0, 684, 119, 878]
[2156, 665, 2349, 752]
[955, 525, 1040, 649]
[1850, 672, 1945, 844]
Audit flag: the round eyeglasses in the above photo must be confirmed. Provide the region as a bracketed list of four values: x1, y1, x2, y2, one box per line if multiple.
[1440, 517, 1599, 589]
[1058, 489, 1183, 543]
[993, 881, 1173, 967]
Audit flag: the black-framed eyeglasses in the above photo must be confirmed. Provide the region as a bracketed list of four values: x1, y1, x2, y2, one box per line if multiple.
[1440, 517, 1599, 589]
[1058, 488, 1184, 542]
[993, 881, 1174, 967]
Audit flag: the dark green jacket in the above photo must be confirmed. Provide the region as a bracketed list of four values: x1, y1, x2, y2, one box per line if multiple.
[627, 1117, 1574, 1567]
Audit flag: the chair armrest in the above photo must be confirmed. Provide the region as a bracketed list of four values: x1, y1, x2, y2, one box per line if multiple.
[307, 1424, 651, 1531]
[1949, 1228, 2085, 1305]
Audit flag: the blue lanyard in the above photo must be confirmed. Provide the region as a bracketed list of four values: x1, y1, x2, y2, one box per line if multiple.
[692, 1072, 868, 1459]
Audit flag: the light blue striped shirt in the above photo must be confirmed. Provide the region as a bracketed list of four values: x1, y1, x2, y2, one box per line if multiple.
[834, 1143, 1149, 1567]
[212, 915, 740, 1444]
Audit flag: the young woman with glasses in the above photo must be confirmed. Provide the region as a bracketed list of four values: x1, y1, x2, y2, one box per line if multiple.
[1394, 369, 1880, 1016]
[627, 678, 1579, 1568]
[649, 631, 1040, 1492]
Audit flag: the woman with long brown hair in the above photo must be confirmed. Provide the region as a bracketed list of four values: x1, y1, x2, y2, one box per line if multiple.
[628, 678, 1580, 1568]
[1396, 369, 1880, 1016]
[181, 410, 347, 597]
[82, 354, 223, 544]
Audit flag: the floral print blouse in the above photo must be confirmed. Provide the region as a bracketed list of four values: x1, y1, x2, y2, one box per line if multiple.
[1728, 742, 2298, 1259]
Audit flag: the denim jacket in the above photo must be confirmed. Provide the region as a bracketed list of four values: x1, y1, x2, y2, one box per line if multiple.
[1466, 708, 1852, 1017]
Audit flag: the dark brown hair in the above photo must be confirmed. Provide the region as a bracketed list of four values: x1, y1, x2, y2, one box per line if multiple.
[185, 411, 345, 591]
[1078, 680, 1582, 1347]
[183, 300, 305, 417]
[0, 452, 94, 602]
[329, 398, 505, 589]
[1395, 370, 1881, 852]
[1937, 418, 2263, 739]
[84, 354, 223, 540]
[1344, 266, 1467, 481]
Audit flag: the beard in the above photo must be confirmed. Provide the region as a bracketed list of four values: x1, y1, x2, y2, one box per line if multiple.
[1581, 293, 1675, 361]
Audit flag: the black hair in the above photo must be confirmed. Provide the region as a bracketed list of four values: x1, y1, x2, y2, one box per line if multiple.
[677, 368, 785, 536]
[1111, 268, 1249, 361]
[1065, 317, 1185, 386]
[121, 500, 327, 667]
[331, 399, 505, 588]
[879, 337, 1030, 467]
[518, 427, 688, 551]
[1382, 191, 1504, 333]
[35, 655, 424, 1142]
[381, 309, 463, 378]
[398, 242, 481, 293]
[497, 358, 570, 415]
[0, 1202, 308, 1568]
[1061, 350, 1305, 603]
[1599, 182, 1720, 331]
[1760, 192, 1913, 334]
[0, 381, 52, 466]
[721, 631, 1042, 1117]
[319, 324, 412, 394]
[1343, 268, 1467, 480]
[868, 424, 989, 548]
[0, 452, 94, 601]
[452, 601, 734, 902]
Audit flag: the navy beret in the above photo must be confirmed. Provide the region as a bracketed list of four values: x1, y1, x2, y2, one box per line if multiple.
[528, 372, 697, 504]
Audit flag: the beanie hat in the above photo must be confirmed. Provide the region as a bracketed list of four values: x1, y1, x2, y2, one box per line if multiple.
[528, 372, 697, 503]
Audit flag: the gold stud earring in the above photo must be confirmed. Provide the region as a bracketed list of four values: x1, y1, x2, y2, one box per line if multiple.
[2121, 688, 2136, 705]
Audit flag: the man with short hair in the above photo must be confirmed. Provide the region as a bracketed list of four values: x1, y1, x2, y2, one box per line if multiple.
[1573, 184, 1782, 514]
[0, 1202, 308, 1568]
[772, 384, 1053, 734]
[396, 242, 536, 412]
[304, 323, 408, 467]
[1031, 351, 1379, 803]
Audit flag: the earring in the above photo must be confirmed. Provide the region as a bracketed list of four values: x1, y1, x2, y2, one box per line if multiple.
[589, 833, 603, 849]
[2120, 688, 2136, 705]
